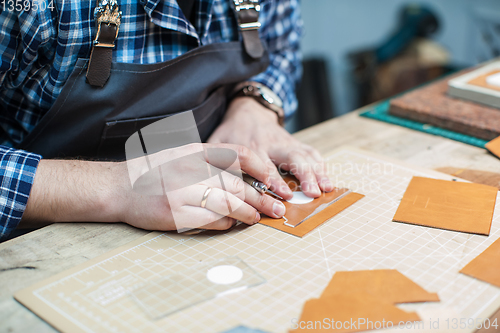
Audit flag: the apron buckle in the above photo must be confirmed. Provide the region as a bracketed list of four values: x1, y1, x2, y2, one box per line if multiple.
[233, 0, 260, 13]
[94, 0, 122, 47]
[86, 0, 122, 87]
[94, 0, 122, 28]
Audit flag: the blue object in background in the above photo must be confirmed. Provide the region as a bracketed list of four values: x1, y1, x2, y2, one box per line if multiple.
[375, 4, 439, 63]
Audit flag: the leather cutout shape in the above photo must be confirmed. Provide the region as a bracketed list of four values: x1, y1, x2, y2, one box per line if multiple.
[259, 176, 364, 237]
[460, 237, 500, 288]
[393, 176, 497, 235]
[468, 70, 500, 93]
[486, 136, 500, 159]
[321, 270, 439, 304]
[290, 270, 439, 333]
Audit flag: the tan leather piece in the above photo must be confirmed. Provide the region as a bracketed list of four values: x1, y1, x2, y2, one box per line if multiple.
[435, 167, 500, 190]
[277, 188, 349, 227]
[460, 237, 500, 288]
[259, 176, 364, 237]
[393, 176, 497, 235]
[260, 192, 364, 237]
[321, 270, 440, 304]
[290, 270, 439, 333]
[468, 70, 500, 93]
[290, 294, 421, 333]
[486, 136, 500, 159]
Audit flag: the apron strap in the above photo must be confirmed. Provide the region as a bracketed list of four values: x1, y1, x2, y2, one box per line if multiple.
[232, 0, 265, 59]
[86, 0, 122, 87]
[86, 0, 264, 87]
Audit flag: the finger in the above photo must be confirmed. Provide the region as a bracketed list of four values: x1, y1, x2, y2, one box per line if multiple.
[243, 181, 286, 219]
[304, 154, 334, 192]
[185, 207, 236, 230]
[299, 145, 333, 191]
[175, 206, 237, 231]
[172, 206, 227, 230]
[206, 135, 222, 144]
[203, 217, 237, 230]
[202, 169, 246, 201]
[302, 144, 324, 163]
[287, 151, 321, 198]
[184, 185, 259, 225]
[257, 152, 293, 200]
[203, 144, 270, 188]
[204, 187, 260, 225]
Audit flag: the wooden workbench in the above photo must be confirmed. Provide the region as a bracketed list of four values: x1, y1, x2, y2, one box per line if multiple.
[1, 110, 500, 333]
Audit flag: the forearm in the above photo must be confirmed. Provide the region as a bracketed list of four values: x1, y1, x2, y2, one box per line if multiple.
[21, 159, 128, 224]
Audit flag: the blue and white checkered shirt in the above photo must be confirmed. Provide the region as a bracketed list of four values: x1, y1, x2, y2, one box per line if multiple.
[0, 0, 303, 238]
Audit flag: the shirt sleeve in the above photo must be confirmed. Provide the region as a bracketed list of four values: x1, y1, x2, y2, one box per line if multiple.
[249, 0, 303, 119]
[0, 146, 41, 240]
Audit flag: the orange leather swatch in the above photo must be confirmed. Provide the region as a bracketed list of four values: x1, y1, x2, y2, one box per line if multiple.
[259, 176, 364, 237]
[290, 270, 439, 333]
[486, 136, 500, 159]
[468, 70, 500, 93]
[321, 269, 439, 304]
[260, 192, 364, 237]
[393, 176, 497, 235]
[460, 237, 500, 288]
[290, 294, 420, 333]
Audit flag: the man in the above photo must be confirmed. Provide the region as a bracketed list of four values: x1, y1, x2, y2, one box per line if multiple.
[0, 0, 333, 239]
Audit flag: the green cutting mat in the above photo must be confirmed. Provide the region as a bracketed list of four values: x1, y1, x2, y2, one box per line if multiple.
[360, 100, 488, 148]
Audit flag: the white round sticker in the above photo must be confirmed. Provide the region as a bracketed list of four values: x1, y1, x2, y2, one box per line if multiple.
[287, 191, 314, 204]
[206, 265, 243, 285]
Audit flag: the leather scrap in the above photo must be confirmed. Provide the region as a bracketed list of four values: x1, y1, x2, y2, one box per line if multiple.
[435, 167, 500, 190]
[468, 70, 500, 93]
[460, 237, 500, 288]
[486, 136, 500, 160]
[259, 176, 364, 237]
[393, 176, 497, 235]
[291, 294, 420, 333]
[290, 270, 439, 333]
[321, 270, 439, 304]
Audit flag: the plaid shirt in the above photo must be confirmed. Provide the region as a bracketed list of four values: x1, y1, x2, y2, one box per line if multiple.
[0, 147, 41, 238]
[0, 0, 303, 238]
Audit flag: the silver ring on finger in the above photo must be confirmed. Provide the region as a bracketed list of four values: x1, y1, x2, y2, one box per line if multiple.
[200, 187, 212, 208]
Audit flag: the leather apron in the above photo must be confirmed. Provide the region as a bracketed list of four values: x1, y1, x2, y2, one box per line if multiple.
[18, 4, 269, 160]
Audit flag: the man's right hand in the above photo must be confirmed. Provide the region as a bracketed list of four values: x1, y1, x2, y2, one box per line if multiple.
[21, 143, 287, 232]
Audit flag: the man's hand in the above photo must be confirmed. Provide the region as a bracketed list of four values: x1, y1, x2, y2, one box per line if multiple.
[21, 143, 288, 231]
[208, 97, 334, 199]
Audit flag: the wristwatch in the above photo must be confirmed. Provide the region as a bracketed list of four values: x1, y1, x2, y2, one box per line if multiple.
[233, 82, 285, 125]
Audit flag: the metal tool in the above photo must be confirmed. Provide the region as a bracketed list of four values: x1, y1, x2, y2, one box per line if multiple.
[243, 174, 283, 200]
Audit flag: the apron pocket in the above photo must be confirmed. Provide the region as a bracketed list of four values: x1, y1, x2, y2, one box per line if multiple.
[97, 86, 227, 160]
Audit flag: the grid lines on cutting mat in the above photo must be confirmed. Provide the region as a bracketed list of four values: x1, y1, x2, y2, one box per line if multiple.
[23, 149, 500, 333]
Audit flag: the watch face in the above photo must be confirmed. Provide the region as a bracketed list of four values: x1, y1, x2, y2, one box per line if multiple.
[258, 85, 283, 108]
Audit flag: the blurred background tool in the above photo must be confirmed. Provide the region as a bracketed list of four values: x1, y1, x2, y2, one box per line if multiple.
[293, 1, 500, 133]
[349, 4, 450, 107]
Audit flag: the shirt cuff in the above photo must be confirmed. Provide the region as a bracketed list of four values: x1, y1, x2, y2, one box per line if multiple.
[0, 146, 42, 240]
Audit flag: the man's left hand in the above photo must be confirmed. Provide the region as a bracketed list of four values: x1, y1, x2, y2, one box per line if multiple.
[208, 97, 334, 199]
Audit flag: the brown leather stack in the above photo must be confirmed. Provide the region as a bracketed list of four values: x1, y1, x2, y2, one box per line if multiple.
[388, 70, 500, 141]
